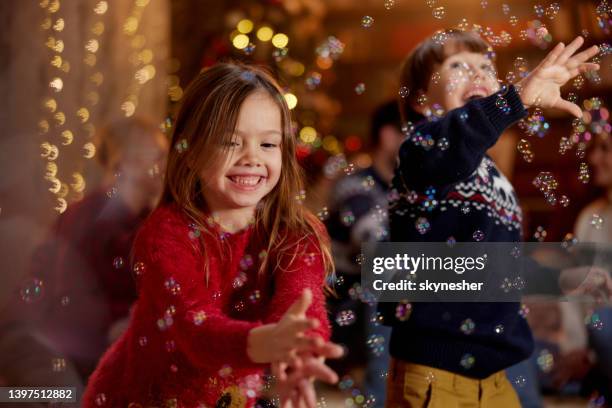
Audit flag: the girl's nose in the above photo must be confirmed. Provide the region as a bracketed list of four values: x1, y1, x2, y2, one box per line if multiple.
[237, 146, 262, 167]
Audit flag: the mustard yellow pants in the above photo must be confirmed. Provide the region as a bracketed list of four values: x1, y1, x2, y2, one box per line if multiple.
[385, 359, 521, 408]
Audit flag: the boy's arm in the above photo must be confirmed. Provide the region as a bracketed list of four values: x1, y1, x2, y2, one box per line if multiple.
[396, 85, 527, 190]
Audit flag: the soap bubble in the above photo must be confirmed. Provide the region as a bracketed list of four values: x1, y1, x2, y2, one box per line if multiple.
[336, 310, 356, 326]
[361, 16, 374, 28]
[460, 353, 475, 369]
[433, 6, 446, 19]
[460, 318, 476, 334]
[395, 301, 412, 321]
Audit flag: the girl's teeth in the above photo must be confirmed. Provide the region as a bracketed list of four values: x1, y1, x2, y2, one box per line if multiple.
[231, 176, 261, 186]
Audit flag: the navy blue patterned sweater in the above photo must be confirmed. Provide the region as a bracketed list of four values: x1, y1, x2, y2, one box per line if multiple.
[380, 85, 534, 378]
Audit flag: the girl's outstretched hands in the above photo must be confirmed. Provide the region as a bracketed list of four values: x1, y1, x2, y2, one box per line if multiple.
[247, 289, 323, 364]
[516, 36, 599, 118]
[272, 350, 344, 408]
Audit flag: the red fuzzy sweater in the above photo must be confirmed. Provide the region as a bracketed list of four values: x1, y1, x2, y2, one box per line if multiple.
[82, 204, 331, 408]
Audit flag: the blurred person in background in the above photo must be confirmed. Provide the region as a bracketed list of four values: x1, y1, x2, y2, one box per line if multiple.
[572, 131, 612, 400]
[325, 100, 404, 406]
[0, 117, 168, 391]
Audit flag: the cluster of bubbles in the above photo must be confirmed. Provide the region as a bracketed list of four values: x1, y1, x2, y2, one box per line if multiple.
[295, 189, 306, 203]
[422, 187, 438, 212]
[164, 277, 182, 296]
[537, 349, 554, 372]
[579, 162, 591, 184]
[574, 75, 585, 90]
[586, 310, 604, 330]
[460, 318, 476, 334]
[113, 256, 124, 269]
[472, 230, 485, 241]
[409, 131, 435, 151]
[517, 139, 534, 163]
[305, 72, 322, 90]
[272, 47, 289, 62]
[384, 0, 395, 10]
[532, 172, 568, 207]
[519, 108, 549, 138]
[523, 20, 552, 48]
[398, 86, 410, 98]
[370, 311, 385, 326]
[501, 276, 526, 293]
[513, 375, 527, 388]
[483, 27, 513, 48]
[519, 303, 530, 318]
[366, 334, 386, 356]
[315, 36, 345, 60]
[596, 0, 611, 34]
[591, 214, 604, 230]
[583, 98, 611, 139]
[20, 278, 44, 303]
[354, 82, 366, 95]
[336, 309, 356, 326]
[337, 376, 376, 407]
[322, 154, 348, 179]
[460, 353, 475, 369]
[432, 6, 446, 19]
[415, 217, 431, 235]
[317, 206, 329, 221]
[395, 300, 413, 321]
[562, 233, 578, 249]
[533, 225, 547, 241]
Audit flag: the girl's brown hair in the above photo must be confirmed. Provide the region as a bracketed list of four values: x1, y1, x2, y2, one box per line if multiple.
[399, 29, 492, 123]
[160, 62, 334, 287]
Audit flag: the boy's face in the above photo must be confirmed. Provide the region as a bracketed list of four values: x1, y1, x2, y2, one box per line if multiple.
[416, 50, 500, 115]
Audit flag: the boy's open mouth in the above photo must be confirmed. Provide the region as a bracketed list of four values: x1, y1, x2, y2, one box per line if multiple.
[463, 87, 489, 102]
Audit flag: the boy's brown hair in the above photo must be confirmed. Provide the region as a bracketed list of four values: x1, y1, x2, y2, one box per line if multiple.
[399, 29, 493, 123]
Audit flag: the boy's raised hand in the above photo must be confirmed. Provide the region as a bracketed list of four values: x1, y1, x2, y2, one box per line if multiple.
[517, 36, 599, 118]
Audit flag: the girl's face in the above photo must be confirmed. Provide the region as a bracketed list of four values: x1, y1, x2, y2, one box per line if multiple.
[588, 134, 612, 188]
[200, 91, 283, 215]
[417, 50, 500, 115]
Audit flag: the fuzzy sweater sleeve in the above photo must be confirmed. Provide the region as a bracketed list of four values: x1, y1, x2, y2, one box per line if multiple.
[134, 211, 265, 370]
[397, 85, 528, 190]
[263, 230, 331, 341]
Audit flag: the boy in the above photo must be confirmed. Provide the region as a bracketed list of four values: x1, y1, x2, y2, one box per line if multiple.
[381, 29, 599, 406]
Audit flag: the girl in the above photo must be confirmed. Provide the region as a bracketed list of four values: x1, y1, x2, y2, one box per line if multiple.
[382, 30, 600, 407]
[83, 63, 342, 408]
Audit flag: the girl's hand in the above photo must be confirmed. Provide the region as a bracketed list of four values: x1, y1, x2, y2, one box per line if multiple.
[247, 289, 323, 364]
[516, 36, 599, 118]
[272, 354, 341, 408]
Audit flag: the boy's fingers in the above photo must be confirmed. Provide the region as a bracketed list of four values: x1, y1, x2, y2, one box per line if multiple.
[285, 289, 312, 316]
[568, 63, 599, 78]
[556, 36, 584, 65]
[577, 62, 600, 73]
[555, 99, 583, 118]
[569, 45, 600, 65]
[540, 42, 565, 68]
